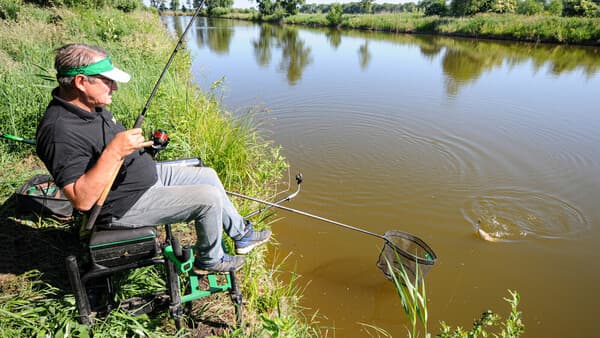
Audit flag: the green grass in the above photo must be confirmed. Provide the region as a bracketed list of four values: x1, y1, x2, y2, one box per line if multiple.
[0, 3, 317, 337]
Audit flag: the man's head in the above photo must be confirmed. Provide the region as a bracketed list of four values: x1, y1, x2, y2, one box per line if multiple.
[54, 43, 130, 110]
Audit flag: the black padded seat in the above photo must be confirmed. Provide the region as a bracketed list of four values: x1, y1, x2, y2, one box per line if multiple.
[88, 227, 158, 268]
[89, 227, 157, 248]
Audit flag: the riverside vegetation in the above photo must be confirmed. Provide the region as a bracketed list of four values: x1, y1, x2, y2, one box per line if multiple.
[178, 0, 600, 45]
[1, 1, 524, 337]
[222, 10, 600, 45]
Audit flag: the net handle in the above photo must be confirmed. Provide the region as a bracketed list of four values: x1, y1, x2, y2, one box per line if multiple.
[227, 189, 437, 266]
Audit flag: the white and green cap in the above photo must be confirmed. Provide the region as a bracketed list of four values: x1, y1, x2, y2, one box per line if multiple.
[57, 56, 130, 83]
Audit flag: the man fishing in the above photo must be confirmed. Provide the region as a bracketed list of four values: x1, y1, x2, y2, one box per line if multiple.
[36, 43, 270, 272]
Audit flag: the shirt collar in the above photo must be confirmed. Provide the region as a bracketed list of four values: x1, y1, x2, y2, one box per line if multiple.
[51, 87, 107, 122]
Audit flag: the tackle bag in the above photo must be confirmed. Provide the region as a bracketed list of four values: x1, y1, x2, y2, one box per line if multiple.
[15, 174, 73, 221]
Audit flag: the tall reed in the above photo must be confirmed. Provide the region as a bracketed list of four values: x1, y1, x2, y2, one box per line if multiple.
[382, 256, 525, 337]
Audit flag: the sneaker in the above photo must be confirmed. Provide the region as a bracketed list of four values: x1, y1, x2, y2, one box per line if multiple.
[235, 221, 272, 255]
[192, 254, 245, 273]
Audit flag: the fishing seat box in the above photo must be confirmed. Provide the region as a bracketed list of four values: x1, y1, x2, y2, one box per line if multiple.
[88, 227, 159, 268]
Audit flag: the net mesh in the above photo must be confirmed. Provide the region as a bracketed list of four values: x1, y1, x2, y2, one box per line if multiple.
[376, 230, 437, 281]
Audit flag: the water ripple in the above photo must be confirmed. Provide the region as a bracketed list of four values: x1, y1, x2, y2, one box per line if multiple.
[462, 188, 590, 242]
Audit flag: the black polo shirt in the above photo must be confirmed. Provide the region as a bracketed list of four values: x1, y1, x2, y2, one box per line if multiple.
[36, 88, 157, 223]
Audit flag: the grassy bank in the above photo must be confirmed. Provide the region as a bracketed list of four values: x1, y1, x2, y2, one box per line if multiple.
[0, 3, 318, 336]
[224, 11, 600, 45]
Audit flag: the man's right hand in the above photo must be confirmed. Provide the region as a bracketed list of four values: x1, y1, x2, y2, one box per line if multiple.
[63, 128, 153, 211]
[106, 128, 154, 159]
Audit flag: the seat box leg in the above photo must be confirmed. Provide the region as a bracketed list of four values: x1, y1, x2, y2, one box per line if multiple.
[65, 255, 93, 325]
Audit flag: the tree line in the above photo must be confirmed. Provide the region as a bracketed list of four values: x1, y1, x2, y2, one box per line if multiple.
[419, 0, 600, 17]
[147, 0, 599, 18]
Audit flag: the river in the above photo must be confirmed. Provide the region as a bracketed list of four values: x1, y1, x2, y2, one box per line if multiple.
[163, 16, 600, 337]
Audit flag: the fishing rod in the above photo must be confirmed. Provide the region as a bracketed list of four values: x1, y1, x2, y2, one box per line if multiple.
[0, 132, 36, 145]
[226, 186, 438, 280]
[86, 3, 205, 230]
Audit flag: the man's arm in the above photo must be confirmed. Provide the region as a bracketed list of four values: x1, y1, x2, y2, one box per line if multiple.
[62, 128, 153, 211]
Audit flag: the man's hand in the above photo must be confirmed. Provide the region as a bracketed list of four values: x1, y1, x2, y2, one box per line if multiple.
[106, 128, 154, 160]
[63, 128, 153, 211]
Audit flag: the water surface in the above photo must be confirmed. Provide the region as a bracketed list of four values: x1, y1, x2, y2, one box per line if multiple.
[164, 17, 600, 337]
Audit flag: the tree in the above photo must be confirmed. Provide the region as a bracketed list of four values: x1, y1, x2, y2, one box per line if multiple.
[572, 0, 600, 17]
[281, 0, 305, 15]
[450, 0, 494, 15]
[490, 0, 517, 13]
[516, 0, 544, 14]
[420, 0, 448, 15]
[450, 0, 470, 15]
[326, 3, 344, 26]
[360, 0, 374, 13]
[546, 0, 563, 15]
[170, 0, 180, 11]
[257, 0, 275, 15]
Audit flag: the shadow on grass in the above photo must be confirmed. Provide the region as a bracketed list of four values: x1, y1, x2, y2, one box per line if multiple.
[0, 194, 81, 291]
[0, 194, 240, 334]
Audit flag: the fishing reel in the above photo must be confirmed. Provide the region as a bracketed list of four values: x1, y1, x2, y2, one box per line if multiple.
[145, 128, 170, 158]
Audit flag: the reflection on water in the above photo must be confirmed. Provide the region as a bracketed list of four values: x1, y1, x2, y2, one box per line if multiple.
[252, 24, 312, 85]
[358, 41, 371, 70]
[172, 16, 600, 89]
[163, 16, 600, 338]
[325, 28, 342, 49]
[194, 17, 234, 54]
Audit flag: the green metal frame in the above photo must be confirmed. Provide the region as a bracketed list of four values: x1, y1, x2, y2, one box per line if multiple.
[163, 245, 233, 304]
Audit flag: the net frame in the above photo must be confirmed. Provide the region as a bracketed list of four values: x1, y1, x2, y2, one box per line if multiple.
[376, 230, 437, 281]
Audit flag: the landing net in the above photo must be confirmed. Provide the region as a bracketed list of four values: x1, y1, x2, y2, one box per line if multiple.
[376, 230, 437, 281]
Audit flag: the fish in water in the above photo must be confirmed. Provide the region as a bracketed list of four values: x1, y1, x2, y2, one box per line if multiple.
[475, 219, 502, 242]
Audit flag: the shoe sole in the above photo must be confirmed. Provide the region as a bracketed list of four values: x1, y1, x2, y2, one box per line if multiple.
[235, 234, 271, 255]
[192, 263, 244, 275]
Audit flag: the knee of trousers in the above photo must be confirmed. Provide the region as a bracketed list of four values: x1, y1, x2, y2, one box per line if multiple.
[202, 167, 220, 181]
[195, 185, 223, 210]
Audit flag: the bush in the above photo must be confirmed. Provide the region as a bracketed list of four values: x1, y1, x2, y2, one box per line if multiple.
[209, 6, 230, 16]
[561, 0, 599, 16]
[491, 0, 517, 13]
[450, 0, 493, 16]
[22, 0, 140, 10]
[258, 0, 275, 15]
[547, 0, 563, 15]
[580, 0, 600, 17]
[517, 0, 544, 14]
[113, 0, 138, 13]
[326, 2, 343, 26]
[0, 0, 21, 20]
[421, 0, 448, 16]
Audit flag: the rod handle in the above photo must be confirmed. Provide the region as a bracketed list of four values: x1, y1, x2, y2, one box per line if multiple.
[85, 159, 123, 230]
[133, 114, 145, 129]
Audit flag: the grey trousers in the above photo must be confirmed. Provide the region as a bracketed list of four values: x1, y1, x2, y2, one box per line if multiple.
[109, 164, 246, 266]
